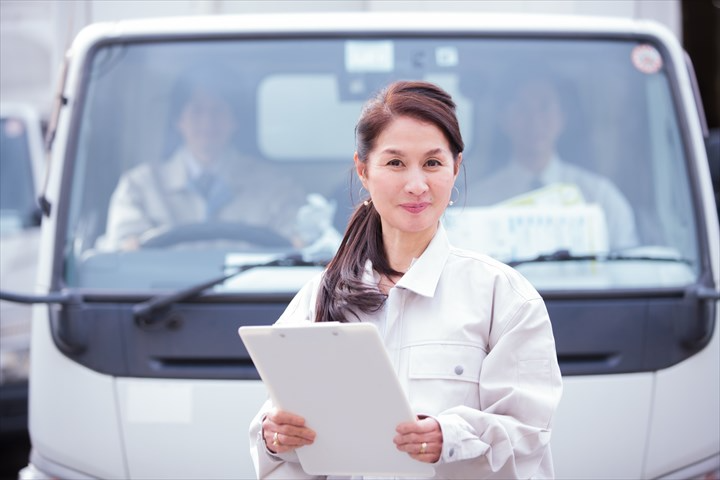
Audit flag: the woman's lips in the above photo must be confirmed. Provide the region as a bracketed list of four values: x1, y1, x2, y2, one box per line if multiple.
[400, 202, 430, 214]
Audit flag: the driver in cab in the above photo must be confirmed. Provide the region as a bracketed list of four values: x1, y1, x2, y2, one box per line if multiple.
[466, 70, 639, 251]
[99, 68, 315, 251]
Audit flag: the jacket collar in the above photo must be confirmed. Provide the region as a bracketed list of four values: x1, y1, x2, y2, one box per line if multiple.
[396, 223, 450, 298]
[361, 223, 450, 298]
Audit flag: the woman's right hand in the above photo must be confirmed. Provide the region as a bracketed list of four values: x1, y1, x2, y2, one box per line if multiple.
[262, 408, 316, 454]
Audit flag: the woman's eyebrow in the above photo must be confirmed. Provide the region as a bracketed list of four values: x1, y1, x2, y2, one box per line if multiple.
[379, 147, 446, 156]
[424, 148, 445, 156]
[379, 148, 404, 156]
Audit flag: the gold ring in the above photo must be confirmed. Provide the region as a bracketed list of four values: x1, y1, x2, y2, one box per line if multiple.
[420, 442, 427, 454]
[272, 431, 279, 446]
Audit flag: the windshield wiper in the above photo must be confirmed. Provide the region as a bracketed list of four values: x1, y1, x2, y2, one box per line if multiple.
[508, 249, 595, 267]
[508, 249, 691, 267]
[133, 253, 326, 328]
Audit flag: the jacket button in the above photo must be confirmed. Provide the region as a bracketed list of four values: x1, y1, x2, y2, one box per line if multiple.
[454, 365, 464, 375]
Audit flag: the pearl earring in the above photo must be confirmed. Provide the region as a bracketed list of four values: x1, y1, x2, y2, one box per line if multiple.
[449, 186, 460, 206]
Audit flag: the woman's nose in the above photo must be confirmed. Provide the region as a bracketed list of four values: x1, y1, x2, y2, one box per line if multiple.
[404, 168, 429, 195]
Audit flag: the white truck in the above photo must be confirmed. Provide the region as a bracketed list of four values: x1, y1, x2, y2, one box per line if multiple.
[1, 10, 718, 480]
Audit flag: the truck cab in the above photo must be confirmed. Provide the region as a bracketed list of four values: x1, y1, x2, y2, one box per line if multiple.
[3, 12, 718, 479]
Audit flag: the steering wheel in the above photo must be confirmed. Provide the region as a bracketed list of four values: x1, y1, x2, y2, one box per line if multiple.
[138, 221, 292, 249]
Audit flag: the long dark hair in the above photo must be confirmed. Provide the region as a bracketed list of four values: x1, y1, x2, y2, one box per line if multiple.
[315, 80, 464, 323]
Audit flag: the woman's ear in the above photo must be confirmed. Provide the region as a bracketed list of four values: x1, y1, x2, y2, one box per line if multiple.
[354, 152, 367, 187]
[454, 153, 463, 178]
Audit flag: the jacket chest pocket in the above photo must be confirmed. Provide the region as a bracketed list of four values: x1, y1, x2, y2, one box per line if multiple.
[407, 343, 486, 413]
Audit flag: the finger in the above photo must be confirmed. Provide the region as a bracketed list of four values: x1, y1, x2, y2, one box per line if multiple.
[276, 424, 316, 442]
[394, 434, 443, 462]
[395, 439, 435, 453]
[393, 430, 443, 447]
[264, 428, 315, 449]
[275, 431, 315, 448]
[263, 411, 316, 442]
[396, 417, 439, 434]
[396, 441, 441, 463]
[267, 409, 308, 427]
[393, 432, 425, 446]
[265, 429, 315, 454]
[271, 433, 304, 451]
[395, 420, 423, 434]
[409, 450, 441, 463]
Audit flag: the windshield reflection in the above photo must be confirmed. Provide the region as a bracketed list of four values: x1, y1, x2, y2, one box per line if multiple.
[66, 38, 699, 291]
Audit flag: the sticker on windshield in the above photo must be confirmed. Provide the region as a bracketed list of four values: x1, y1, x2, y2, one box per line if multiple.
[345, 41, 394, 72]
[631, 44, 663, 74]
[435, 46, 459, 67]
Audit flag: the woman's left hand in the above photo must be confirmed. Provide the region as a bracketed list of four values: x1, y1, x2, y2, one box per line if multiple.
[394, 416, 443, 463]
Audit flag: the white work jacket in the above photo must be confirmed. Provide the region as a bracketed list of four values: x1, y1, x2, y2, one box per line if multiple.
[249, 224, 563, 479]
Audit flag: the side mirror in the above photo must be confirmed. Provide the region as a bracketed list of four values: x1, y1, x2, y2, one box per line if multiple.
[28, 205, 42, 227]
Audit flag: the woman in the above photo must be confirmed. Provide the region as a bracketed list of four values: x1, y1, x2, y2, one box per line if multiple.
[249, 81, 563, 479]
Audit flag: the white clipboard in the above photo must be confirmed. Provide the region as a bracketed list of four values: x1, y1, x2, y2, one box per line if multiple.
[238, 322, 435, 477]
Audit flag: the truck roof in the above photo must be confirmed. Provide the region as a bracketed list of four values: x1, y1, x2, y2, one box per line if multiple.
[70, 11, 675, 46]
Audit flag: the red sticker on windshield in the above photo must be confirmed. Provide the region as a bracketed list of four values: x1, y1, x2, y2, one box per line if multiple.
[631, 44, 663, 74]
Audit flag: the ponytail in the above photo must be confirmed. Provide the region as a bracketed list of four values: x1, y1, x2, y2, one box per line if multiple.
[314, 202, 401, 322]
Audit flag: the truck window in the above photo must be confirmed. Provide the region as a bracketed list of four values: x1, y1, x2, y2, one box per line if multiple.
[0, 117, 37, 233]
[63, 37, 699, 292]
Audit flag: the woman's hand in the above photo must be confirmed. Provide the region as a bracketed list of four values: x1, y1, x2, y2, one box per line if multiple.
[262, 408, 316, 454]
[394, 416, 443, 463]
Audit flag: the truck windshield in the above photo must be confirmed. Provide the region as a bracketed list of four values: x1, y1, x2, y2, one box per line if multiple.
[63, 37, 699, 292]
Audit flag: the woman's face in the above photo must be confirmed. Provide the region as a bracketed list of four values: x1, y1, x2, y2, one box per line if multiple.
[176, 87, 236, 162]
[356, 116, 460, 241]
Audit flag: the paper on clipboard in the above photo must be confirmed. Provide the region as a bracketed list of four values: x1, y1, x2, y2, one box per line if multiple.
[238, 322, 435, 477]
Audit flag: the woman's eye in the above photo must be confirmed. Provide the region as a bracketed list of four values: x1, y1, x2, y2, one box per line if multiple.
[426, 159, 442, 167]
[387, 159, 403, 166]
